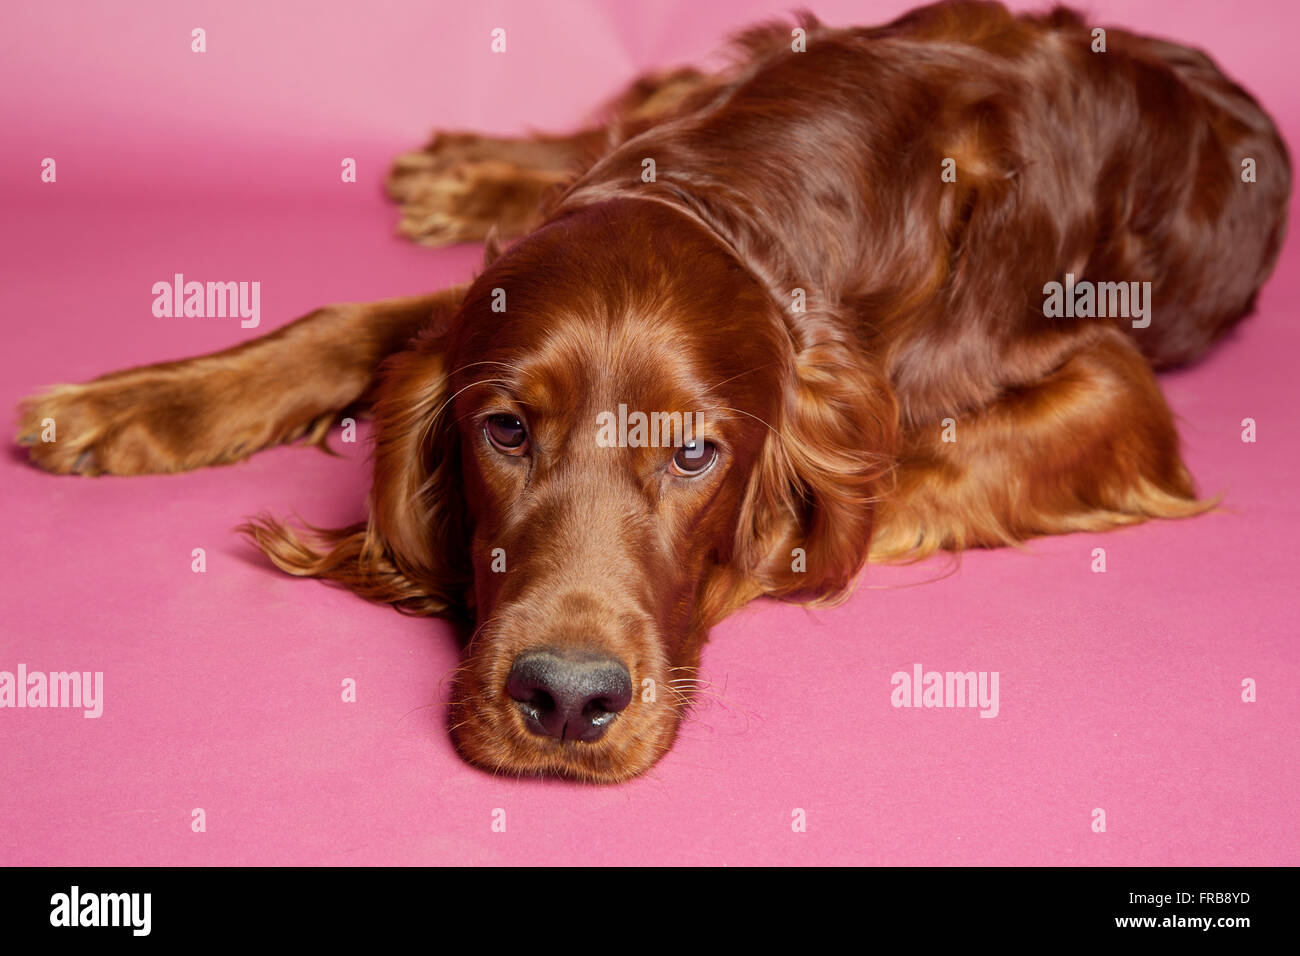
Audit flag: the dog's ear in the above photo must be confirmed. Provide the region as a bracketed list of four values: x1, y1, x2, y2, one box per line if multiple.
[242, 334, 471, 616]
[365, 336, 473, 610]
[735, 324, 899, 603]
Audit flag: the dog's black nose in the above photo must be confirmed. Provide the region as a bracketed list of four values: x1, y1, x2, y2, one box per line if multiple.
[506, 649, 633, 742]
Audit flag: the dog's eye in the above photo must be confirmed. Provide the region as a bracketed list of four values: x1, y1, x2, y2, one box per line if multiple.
[670, 440, 717, 476]
[484, 414, 528, 455]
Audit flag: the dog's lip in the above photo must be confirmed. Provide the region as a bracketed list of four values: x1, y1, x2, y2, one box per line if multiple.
[449, 691, 667, 781]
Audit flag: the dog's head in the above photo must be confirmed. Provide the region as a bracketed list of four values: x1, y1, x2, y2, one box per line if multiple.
[268, 199, 895, 781]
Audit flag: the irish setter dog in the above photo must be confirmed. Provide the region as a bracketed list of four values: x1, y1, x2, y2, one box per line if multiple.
[16, 2, 1290, 781]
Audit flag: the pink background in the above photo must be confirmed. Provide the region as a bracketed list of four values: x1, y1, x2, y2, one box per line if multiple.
[1, 0, 1296, 865]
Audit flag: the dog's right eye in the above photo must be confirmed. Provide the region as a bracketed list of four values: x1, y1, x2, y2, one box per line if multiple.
[484, 414, 529, 455]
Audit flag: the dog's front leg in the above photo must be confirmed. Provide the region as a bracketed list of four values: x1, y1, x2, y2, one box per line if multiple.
[15, 287, 466, 475]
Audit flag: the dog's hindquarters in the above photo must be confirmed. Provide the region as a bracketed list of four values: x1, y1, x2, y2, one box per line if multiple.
[1081, 25, 1292, 369]
[385, 68, 716, 246]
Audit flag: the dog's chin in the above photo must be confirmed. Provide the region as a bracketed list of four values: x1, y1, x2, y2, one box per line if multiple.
[448, 691, 680, 784]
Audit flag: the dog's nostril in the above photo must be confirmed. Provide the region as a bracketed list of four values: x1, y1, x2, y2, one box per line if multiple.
[514, 688, 555, 719]
[506, 648, 632, 743]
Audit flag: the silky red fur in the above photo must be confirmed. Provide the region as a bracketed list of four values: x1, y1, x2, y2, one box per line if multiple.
[18, 2, 1290, 782]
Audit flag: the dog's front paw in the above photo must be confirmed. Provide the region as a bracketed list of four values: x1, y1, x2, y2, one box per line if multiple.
[18, 378, 179, 475]
[15, 370, 261, 476]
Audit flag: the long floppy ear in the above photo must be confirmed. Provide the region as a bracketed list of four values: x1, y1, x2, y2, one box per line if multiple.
[241, 332, 471, 616]
[735, 322, 899, 603]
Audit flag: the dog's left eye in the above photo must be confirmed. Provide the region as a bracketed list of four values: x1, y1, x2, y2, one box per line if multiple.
[484, 414, 529, 455]
[670, 440, 718, 476]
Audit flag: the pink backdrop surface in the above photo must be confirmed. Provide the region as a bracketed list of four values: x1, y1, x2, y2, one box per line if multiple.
[1, 0, 1296, 866]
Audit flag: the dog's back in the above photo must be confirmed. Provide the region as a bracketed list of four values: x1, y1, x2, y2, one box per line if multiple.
[558, 1, 1289, 385]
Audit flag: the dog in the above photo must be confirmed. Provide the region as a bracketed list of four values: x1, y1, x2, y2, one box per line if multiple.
[16, 1, 1290, 781]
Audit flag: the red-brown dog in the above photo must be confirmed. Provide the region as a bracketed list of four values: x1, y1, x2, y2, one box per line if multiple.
[17, 2, 1290, 781]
